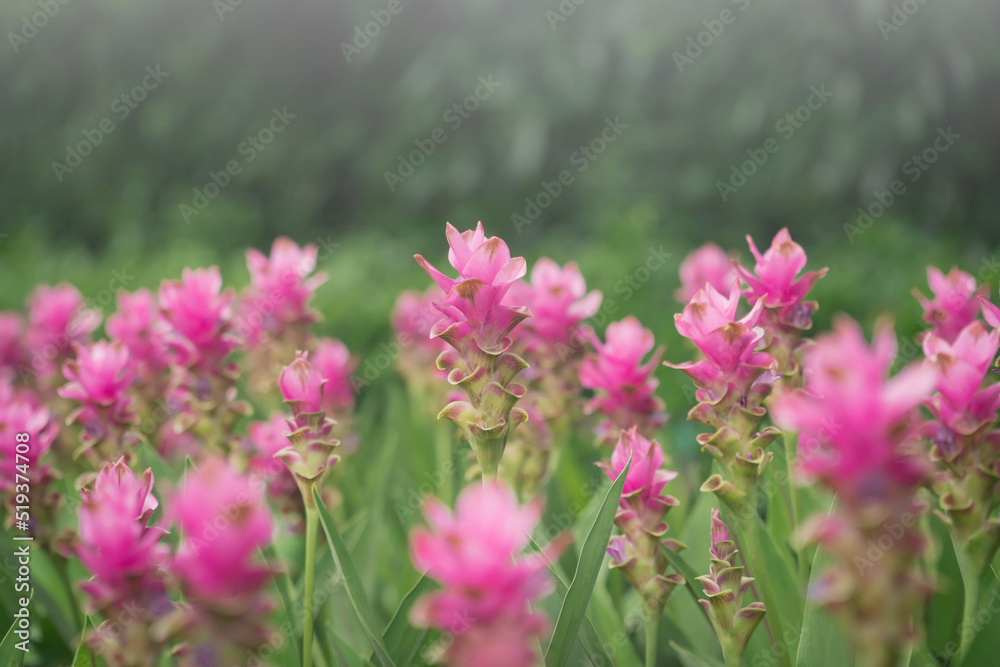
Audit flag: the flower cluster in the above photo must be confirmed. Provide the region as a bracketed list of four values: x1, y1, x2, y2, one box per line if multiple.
[697, 509, 766, 666]
[674, 242, 737, 303]
[415, 222, 531, 478]
[581, 316, 667, 443]
[24, 283, 101, 389]
[409, 482, 566, 667]
[599, 428, 685, 615]
[772, 316, 936, 667]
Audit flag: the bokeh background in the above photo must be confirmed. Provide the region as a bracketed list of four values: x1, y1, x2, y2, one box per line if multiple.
[3, 0, 1000, 419]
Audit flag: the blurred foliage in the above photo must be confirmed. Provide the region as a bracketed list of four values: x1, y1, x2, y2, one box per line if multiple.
[2, 0, 999, 383]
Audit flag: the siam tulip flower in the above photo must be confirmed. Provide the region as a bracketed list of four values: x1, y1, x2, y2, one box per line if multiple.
[675, 242, 738, 303]
[246, 412, 303, 518]
[409, 482, 567, 667]
[158, 267, 237, 373]
[913, 266, 988, 343]
[171, 456, 274, 662]
[392, 287, 452, 400]
[771, 316, 936, 667]
[0, 391, 60, 543]
[414, 222, 531, 478]
[980, 285, 1000, 330]
[735, 228, 827, 375]
[0, 313, 24, 378]
[59, 340, 138, 459]
[276, 351, 341, 497]
[106, 289, 170, 380]
[23, 283, 101, 387]
[597, 428, 685, 616]
[921, 321, 1000, 572]
[243, 237, 327, 335]
[581, 317, 667, 444]
[76, 458, 170, 666]
[696, 509, 766, 667]
[312, 337, 356, 416]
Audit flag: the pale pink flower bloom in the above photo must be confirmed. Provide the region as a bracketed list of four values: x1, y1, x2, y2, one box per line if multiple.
[409, 482, 563, 665]
[24, 284, 101, 376]
[279, 350, 326, 415]
[77, 458, 167, 611]
[158, 267, 236, 369]
[506, 258, 601, 352]
[445, 612, 549, 667]
[771, 316, 936, 505]
[0, 397, 57, 493]
[913, 266, 987, 342]
[922, 321, 1000, 436]
[59, 341, 134, 408]
[597, 427, 679, 534]
[312, 338, 356, 414]
[675, 243, 737, 303]
[581, 317, 667, 440]
[246, 413, 299, 501]
[172, 457, 273, 601]
[736, 228, 827, 328]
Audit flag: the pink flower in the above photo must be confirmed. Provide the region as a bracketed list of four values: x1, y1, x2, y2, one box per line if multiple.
[0, 397, 57, 493]
[506, 258, 601, 352]
[581, 316, 667, 441]
[598, 428, 679, 534]
[76, 458, 167, 612]
[393, 288, 450, 354]
[0, 313, 24, 374]
[247, 413, 299, 501]
[922, 321, 1000, 436]
[312, 338, 356, 414]
[675, 243, 737, 303]
[24, 284, 100, 377]
[415, 222, 529, 354]
[279, 350, 326, 415]
[60, 341, 134, 408]
[409, 482, 564, 666]
[736, 228, 827, 328]
[158, 267, 236, 369]
[172, 457, 273, 602]
[106, 289, 169, 375]
[445, 613, 549, 667]
[914, 267, 987, 342]
[771, 316, 936, 505]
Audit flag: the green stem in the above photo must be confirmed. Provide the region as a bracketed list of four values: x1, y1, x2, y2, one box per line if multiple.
[303, 502, 319, 667]
[720, 636, 741, 667]
[55, 555, 82, 632]
[738, 511, 790, 667]
[782, 432, 807, 590]
[953, 535, 980, 663]
[643, 609, 659, 667]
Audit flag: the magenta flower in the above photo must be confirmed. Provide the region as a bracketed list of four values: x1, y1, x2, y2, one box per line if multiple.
[23, 283, 101, 380]
[158, 267, 237, 370]
[415, 223, 532, 477]
[279, 350, 326, 415]
[581, 316, 667, 442]
[506, 258, 601, 353]
[172, 456, 273, 602]
[415, 222, 529, 355]
[409, 482, 564, 667]
[923, 321, 1000, 437]
[0, 397, 57, 494]
[312, 337, 356, 415]
[247, 413, 300, 509]
[675, 242, 737, 303]
[980, 285, 1000, 330]
[0, 313, 24, 374]
[60, 341, 134, 408]
[598, 427, 679, 535]
[914, 266, 987, 342]
[106, 289, 169, 376]
[736, 228, 828, 328]
[392, 287, 451, 386]
[771, 316, 936, 505]
[77, 458, 167, 614]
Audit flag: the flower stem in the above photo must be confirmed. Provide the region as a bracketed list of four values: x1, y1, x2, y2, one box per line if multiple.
[643, 608, 659, 667]
[782, 432, 807, 590]
[953, 534, 980, 663]
[303, 502, 319, 667]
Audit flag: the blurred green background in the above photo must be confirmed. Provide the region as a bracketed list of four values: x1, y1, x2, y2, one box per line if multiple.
[2, 0, 999, 419]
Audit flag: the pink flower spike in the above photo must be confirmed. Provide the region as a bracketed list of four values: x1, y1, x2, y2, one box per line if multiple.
[597, 427, 678, 531]
[981, 294, 1000, 330]
[312, 338, 356, 414]
[675, 243, 737, 303]
[59, 341, 134, 407]
[506, 258, 602, 352]
[279, 350, 326, 415]
[158, 267, 236, 369]
[106, 289, 169, 373]
[736, 229, 827, 329]
[913, 266, 987, 342]
[923, 322, 1000, 411]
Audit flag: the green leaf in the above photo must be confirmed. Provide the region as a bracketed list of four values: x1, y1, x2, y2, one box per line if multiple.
[261, 544, 302, 667]
[544, 453, 631, 667]
[669, 640, 726, 667]
[962, 576, 1000, 666]
[795, 544, 852, 666]
[0, 591, 31, 667]
[313, 487, 397, 667]
[380, 575, 435, 666]
[660, 546, 710, 621]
